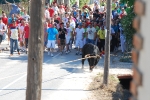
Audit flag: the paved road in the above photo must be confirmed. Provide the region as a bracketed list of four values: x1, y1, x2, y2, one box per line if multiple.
[0, 47, 104, 100]
[0, 43, 132, 100]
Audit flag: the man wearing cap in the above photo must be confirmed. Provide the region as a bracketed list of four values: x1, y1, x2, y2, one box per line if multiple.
[75, 24, 85, 55]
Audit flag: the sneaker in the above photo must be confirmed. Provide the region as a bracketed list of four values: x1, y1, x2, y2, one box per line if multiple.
[48, 52, 50, 55]
[51, 53, 53, 57]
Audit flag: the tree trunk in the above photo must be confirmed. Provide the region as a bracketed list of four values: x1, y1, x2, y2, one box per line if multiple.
[103, 0, 112, 85]
[26, 0, 44, 99]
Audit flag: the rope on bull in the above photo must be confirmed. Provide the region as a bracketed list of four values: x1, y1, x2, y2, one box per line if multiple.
[48, 54, 101, 67]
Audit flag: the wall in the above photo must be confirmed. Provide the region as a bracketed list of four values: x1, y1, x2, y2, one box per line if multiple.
[137, 0, 150, 99]
[131, 0, 150, 100]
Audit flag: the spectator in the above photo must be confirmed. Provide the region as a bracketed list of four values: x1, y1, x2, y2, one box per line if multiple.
[46, 22, 58, 57]
[75, 24, 85, 55]
[97, 25, 105, 53]
[86, 23, 96, 44]
[8, 20, 20, 56]
[0, 18, 6, 45]
[72, 2, 79, 10]
[22, 10, 30, 22]
[52, 3, 59, 15]
[5, 0, 22, 17]
[45, 6, 50, 19]
[49, 5, 54, 18]
[58, 23, 67, 55]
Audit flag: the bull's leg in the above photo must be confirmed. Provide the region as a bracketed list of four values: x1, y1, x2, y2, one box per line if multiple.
[82, 59, 85, 69]
[82, 54, 86, 69]
[88, 58, 95, 71]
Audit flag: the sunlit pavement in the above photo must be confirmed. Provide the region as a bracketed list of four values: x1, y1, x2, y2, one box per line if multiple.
[0, 41, 133, 100]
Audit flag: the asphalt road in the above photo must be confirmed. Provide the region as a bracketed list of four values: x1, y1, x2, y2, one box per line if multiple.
[0, 48, 103, 100]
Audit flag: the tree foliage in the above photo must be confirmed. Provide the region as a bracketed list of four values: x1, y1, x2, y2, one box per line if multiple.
[120, 0, 136, 51]
[79, 0, 89, 8]
[70, 0, 89, 8]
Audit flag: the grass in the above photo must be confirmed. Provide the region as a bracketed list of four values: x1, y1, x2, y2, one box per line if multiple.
[86, 73, 131, 100]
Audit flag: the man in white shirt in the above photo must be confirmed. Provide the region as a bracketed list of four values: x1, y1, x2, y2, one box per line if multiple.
[45, 6, 50, 19]
[86, 23, 96, 44]
[65, 22, 73, 54]
[9, 20, 20, 56]
[22, 10, 30, 22]
[75, 24, 85, 55]
[0, 18, 6, 45]
[62, 13, 68, 27]
[52, 3, 59, 15]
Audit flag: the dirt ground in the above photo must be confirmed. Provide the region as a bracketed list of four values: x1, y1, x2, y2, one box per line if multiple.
[85, 73, 131, 100]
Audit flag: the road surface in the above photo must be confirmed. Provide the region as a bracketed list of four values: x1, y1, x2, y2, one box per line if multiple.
[0, 47, 105, 100]
[0, 42, 132, 100]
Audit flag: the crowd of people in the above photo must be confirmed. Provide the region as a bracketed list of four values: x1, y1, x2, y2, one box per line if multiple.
[0, 0, 127, 57]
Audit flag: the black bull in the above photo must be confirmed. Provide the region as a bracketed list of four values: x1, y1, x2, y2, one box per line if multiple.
[82, 43, 100, 71]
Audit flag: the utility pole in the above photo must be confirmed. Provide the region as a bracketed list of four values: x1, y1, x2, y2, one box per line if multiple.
[26, 0, 44, 99]
[103, 0, 112, 85]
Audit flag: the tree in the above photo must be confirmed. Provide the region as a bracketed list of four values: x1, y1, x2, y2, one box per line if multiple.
[79, 0, 89, 8]
[26, 0, 44, 99]
[120, 0, 136, 51]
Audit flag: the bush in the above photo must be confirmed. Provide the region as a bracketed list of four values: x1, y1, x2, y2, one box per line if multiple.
[120, 0, 136, 51]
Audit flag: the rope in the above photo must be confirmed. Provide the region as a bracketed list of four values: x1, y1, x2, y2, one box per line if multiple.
[50, 54, 101, 66]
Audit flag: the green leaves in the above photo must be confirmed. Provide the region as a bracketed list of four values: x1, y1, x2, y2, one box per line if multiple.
[120, 0, 136, 51]
[79, 0, 89, 8]
[70, 0, 89, 8]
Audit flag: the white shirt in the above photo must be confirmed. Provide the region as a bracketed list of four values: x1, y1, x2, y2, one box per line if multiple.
[22, 14, 30, 22]
[66, 27, 72, 39]
[99, 6, 105, 13]
[86, 27, 96, 40]
[52, 6, 59, 15]
[10, 28, 19, 39]
[62, 17, 68, 27]
[0, 22, 5, 35]
[45, 9, 50, 19]
[75, 28, 85, 40]
[70, 21, 76, 29]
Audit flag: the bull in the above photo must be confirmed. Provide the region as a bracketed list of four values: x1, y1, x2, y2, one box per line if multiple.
[82, 43, 101, 71]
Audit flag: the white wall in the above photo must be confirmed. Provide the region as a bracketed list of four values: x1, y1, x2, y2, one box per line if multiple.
[137, 0, 150, 99]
